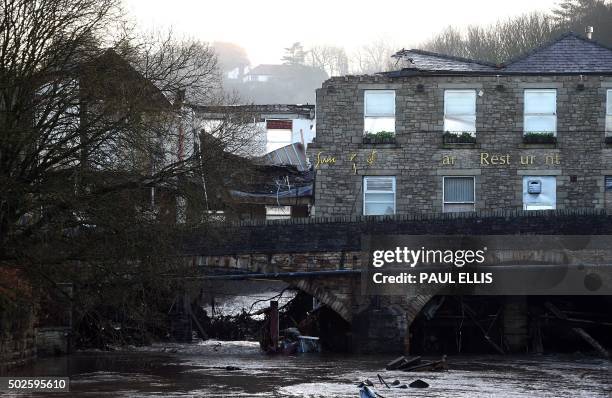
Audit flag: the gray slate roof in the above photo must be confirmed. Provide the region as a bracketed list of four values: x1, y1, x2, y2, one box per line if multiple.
[390, 32, 612, 75]
[502, 33, 612, 73]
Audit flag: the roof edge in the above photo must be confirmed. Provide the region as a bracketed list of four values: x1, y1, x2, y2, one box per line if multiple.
[401, 48, 499, 68]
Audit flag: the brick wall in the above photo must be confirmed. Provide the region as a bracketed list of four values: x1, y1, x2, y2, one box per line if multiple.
[311, 74, 612, 217]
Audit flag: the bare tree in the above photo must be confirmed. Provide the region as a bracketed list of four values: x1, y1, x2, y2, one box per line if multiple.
[306, 45, 349, 77]
[0, 0, 255, 347]
[351, 39, 398, 74]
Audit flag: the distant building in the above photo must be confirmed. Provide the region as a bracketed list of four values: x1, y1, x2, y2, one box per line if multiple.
[236, 64, 328, 104]
[226, 65, 250, 80]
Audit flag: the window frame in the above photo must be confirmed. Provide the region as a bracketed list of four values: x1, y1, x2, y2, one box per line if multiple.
[442, 176, 476, 213]
[363, 176, 396, 216]
[363, 90, 396, 135]
[606, 89, 612, 136]
[443, 89, 477, 134]
[523, 89, 557, 136]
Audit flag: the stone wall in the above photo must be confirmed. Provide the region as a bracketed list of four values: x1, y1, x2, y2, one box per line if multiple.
[184, 210, 612, 256]
[0, 316, 36, 372]
[311, 74, 612, 217]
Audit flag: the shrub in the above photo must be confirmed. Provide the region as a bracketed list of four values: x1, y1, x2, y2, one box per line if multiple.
[443, 131, 477, 144]
[523, 132, 556, 144]
[363, 131, 395, 144]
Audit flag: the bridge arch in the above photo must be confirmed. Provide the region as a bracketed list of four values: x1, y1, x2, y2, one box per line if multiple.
[291, 278, 353, 322]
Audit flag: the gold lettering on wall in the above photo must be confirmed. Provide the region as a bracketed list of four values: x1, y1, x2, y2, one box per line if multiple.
[440, 152, 561, 167]
[315, 152, 336, 169]
[366, 149, 377, 166]
[442, 155, 456, 165]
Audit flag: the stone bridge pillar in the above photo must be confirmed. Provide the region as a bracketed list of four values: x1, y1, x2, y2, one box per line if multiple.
[349, 293, 435, 354]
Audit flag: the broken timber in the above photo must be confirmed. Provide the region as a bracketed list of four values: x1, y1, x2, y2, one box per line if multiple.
[385, 356, 421, 371]
[545, 302, 610, 358]
[386, 355, 447, 372]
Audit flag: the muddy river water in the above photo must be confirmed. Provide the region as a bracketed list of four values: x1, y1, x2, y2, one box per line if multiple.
[6, 340, 612, 397]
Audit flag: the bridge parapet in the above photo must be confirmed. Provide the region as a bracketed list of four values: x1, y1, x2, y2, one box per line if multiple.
[183, 209, 612, 257]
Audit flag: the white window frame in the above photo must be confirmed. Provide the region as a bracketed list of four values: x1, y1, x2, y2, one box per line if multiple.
[442, 176, 476, 213]
[364, 90, 395, 135]
[443, 89, 477, 134]
[606, 89, 612, 136]
[363, 176, 396, 216]
[524, 89, 557, 135]
[266, 205, 291, 220]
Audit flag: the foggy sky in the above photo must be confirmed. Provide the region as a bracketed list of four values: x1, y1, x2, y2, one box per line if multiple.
[125, 0, 560, 65]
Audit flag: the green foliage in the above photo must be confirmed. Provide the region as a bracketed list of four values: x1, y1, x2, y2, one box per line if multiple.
[523, 132, 557, 144]
[363, 131, 395, 143]
[443, 131, 477, 144]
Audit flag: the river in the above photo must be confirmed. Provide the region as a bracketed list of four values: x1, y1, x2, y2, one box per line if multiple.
[5, 340, 612, 397]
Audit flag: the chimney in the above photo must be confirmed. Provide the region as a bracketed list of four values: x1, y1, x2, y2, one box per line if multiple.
[585, 26, 593, 40]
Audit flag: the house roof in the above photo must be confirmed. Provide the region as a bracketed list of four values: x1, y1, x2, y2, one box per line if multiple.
[502, 32, 612, 73]
[246, 64, 328, 79]
[391, 49, 497, 72]
[387, 32, 612, 76]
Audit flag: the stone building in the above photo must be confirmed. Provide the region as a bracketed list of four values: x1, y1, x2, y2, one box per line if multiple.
[310, 32, 612, 217]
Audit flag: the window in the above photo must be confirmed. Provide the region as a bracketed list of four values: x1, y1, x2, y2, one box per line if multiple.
[524, 89, 557, 135]
[364, 90, 395, 135]
[363, 176, 395, 216]
[606, 90, 612, 136]
[523, 176, 556, 210]
[205, 210, 225, 222]
[266, 119, 293, 153]
[266, 206, 291, 220]
[443, 177, 475, 212]
[605, 176, 612, 191]
[444, 90, 476, 134]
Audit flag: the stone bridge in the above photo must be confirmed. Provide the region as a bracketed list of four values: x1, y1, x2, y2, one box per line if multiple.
[180, 209, 612, 353]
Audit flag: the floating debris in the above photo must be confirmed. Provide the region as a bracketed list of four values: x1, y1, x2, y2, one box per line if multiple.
[409, 379, 429, 388]
[386, 355, 422, 370]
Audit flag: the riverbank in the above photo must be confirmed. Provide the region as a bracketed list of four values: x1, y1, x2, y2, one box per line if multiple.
[5, 341, 612, 397]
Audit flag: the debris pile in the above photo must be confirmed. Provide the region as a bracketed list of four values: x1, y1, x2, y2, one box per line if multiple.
[358, 373, 431, 397]
[385, 355, 448, 372]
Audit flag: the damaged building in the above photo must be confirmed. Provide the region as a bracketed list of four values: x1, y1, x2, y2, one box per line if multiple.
[180, 104, 316, 221]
